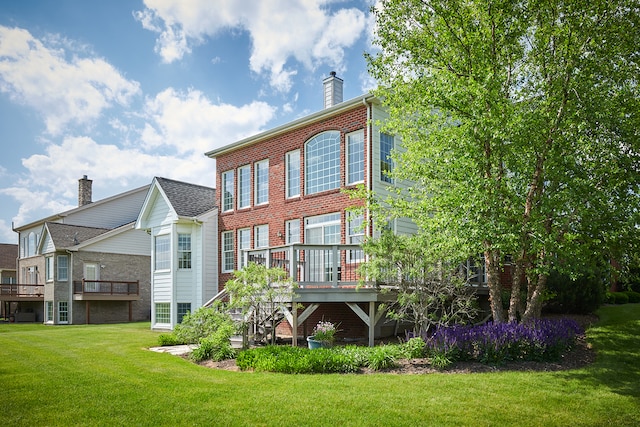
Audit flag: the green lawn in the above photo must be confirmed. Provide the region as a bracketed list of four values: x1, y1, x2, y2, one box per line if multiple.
[1, 305, 639, 426]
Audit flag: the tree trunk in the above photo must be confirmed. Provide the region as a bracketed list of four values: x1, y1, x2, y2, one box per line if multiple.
[484, 246, 504, 323]
[522, 272, 548, 321]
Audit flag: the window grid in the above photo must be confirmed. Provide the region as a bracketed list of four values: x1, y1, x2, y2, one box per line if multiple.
[305, 131, 341, 194]
[178, 234, 191, 269]
[347, 131, 364, 185]
[155, 303, 170, 324]
[286, 150, 300, 198]
[57, 255, 68, 281]
[222, 231, 234, 272]
[155, 235, 170, 270]
[45, 256, 54, 282]
[380, 133, 394, 183]
[238, 228, 251, 268]
[254, 160, 269, 205]
[238, 165, 251, 209]
[286, 220, 300, 244]
[254, 225, 269, 248]
[222, 170, 234, 211]
[177, 303, 191, 323]
[58, 301, 68, 323]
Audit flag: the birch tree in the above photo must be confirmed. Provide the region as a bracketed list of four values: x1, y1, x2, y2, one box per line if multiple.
[367, 0, 640, 322]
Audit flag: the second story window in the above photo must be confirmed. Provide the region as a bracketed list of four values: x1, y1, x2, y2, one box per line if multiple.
[305, 131, 340, 195]
[45, 256, 54, 282]
[254, 160, 269, 205]
[222, 170, 234, 212]
[238, 165, 251, 209]
[178, 234, 191, 269]
[347, 130, 364, 185]
[380, 133, 394, 183]
[57, 255, 68, 281]
[155, 235, 170, 270]
[286, 150, 300, 198]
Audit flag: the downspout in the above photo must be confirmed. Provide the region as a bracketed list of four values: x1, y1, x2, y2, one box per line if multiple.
[66, 250, 74, 324]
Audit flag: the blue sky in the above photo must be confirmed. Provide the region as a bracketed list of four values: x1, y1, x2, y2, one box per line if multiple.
[0, 0, 377, 242]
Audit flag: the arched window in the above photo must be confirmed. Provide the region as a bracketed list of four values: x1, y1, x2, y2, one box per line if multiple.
[305, 131, 341, 195]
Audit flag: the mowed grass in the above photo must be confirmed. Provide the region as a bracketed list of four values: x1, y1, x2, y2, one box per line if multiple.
[1, 305, 639, 427]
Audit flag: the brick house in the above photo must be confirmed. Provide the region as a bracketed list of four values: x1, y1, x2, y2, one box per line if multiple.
[206, 73, 419, 345]
[0, 243, 18, 320]
[11, 176, 151, 324]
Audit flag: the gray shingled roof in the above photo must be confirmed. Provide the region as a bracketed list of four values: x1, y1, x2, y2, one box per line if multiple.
[45, 223, 110, 249]
[155, 177, 216, 218]
[0, 243, 18, 269]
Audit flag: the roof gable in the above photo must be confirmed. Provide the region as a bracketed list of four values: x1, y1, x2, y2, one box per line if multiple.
[156, 177, 216, 217]
[43, 222, 110, 250]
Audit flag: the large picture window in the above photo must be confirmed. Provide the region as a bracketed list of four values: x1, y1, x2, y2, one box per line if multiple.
[286, 150, 300, 198]
[305, 131, 340, 194]
[222, 231, 234, 272]
[347, 130, 364, 185]
[178, 234, 191, 269]
[238, 165, 251, 209]
[380, 133, 394, 183]
[254, 160, 269, 205]
[222, 170, 234, 212]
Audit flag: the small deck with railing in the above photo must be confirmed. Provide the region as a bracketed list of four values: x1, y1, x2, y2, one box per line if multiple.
[0, 283, 44, 301]
[73, 280, 140, 301]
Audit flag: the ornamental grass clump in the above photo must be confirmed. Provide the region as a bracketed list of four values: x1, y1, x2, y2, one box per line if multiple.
[424, 318, 583, 366]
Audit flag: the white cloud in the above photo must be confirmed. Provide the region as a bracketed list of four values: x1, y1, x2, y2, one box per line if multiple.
[135, 0, 366, 92]
[0, 26, 140, 135]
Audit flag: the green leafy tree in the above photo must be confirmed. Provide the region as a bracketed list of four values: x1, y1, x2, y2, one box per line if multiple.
[367, 0, 640, 322]
[359, 230, 479, 336]
[225, 263, 297, 345]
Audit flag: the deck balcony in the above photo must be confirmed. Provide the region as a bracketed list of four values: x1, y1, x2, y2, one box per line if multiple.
[0, 283, 44, 302]
[73, 279, 140, 301]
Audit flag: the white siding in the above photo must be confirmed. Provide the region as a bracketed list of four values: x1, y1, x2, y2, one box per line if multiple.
[201, 212, 218, 299]
[82, 228, 151, 256]
[41, 233, 55, 254]
[63, 187, 148, 229]
[147, 193, 175, 227]
[153, 272, 172, 302]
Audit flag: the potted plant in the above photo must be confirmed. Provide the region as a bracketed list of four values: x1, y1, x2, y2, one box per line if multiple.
[307, 320, 338, 349]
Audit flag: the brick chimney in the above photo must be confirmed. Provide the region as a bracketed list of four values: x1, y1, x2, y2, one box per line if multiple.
[323, 71, 343, 109]
[78, 175, 93, 206]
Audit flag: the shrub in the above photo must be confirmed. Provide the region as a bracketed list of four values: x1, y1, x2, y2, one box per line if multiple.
[189, 319, 236, 362]
[624, 291, 640, 303]
[605, 292, 616, 304]
[544, 271, 606, 314]
[401, 337, 426, 359]
[613, 292, 629, 304]
[174, 303, 235, 345]
[157, 333, 182, 346]
[366, 346, 400, 371]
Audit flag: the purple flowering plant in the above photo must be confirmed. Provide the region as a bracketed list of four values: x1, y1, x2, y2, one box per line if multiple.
[423, 318, 583, 365]
[312, 320, 339, 343]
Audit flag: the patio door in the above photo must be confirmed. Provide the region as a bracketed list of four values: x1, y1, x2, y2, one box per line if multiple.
[84, 263, 99, 292]
[305, 213, 341, 281]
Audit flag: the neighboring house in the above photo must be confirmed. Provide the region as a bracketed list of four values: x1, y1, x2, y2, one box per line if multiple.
[135, 177, 218, 330]
[11, 176, 151, 324]
[206, 73, 420, 345]
[0, 243, 18, 320]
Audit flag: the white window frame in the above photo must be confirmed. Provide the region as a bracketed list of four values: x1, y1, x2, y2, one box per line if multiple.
[154, 235, 170, 271]
[347, 212, 365, 263]
[45, 301, 53, 323]
[285, 219, 300, 244]
[346, 130, 365, 185]
[222, 231, 234, 273]
[237, 165, 251, 209]
[57, 255, 68, 281]
[177, 303, 191, 324]
[45, 256, 54, 282]
[380, 133, 394, 183]
[238, 228, 251, 269]
[254, 159, 269, 205]
[155, 302, 170, 325]
[58, 301, 68, 324]
[305, 131, 341, 195]
[177, 233, 191, 269]
[285, 150, 300, 198]
[254, 224, 269, 248]
[222, 170, 235, 212]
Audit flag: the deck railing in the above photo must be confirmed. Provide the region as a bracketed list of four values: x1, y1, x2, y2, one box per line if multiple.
[244, 244, 368, 288]
[0, 283, 44, 298]
[73, 280, 139, 296]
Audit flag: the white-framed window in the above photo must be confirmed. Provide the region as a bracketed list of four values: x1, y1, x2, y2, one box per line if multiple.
[27, 232, 37, 257]
[178, 233, 191, 269]
[380, 133, 394, 183]
[305, 131, 341, 194]
[254, 224, 269, 248]
[222, 231, 234, 272]
[57, 255, 68, 281]
[347, 212, 365, 263]
[286, 219, 300, 244]
[24, 266, 37, 284]
[254, 160, 269, 205]
[177, 303, 191, 323]
[222, 170, 234, 212]
[155, 235, 170, 271]
[84, 263, 99, 292]
[45, 301, 53, 322]
[155, 303, 170, 324]
[346, 130, 364, 185]
[305, 213, 341, 244]
[58, 301, 68, 324]
[285, 150, 300, 198]
[45, 256, 54, 282]
[237, 165, 251, 209]
[238, 228, 251, 269]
